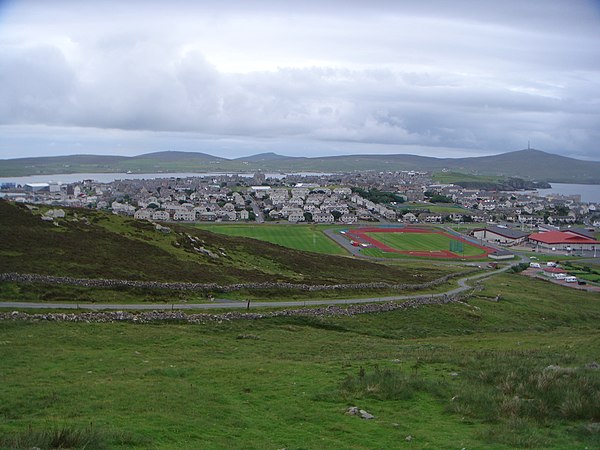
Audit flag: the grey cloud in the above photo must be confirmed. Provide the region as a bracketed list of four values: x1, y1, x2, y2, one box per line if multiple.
[0, 46, 75, 123]
[0, 0, 599, 159]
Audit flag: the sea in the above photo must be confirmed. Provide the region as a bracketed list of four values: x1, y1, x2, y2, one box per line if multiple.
[534, 183, 600, 204]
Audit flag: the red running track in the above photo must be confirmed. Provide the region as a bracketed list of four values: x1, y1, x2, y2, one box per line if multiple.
[346, 227, 492, 259]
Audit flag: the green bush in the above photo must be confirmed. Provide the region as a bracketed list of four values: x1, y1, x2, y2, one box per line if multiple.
[339, 366, 448, 401]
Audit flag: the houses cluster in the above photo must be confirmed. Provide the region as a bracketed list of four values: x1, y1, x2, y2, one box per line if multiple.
[2, 171, 599, 228]
[130, 188, 251, 223]
[425, 184, 597, 226]
[251, 186, 358, 223]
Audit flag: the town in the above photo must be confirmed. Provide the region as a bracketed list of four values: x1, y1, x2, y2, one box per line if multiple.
[2, 171, 598, 224]
[2, 170, 599, 255]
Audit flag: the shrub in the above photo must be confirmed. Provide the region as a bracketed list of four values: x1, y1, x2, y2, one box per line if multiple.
[339, 366, 448, 401]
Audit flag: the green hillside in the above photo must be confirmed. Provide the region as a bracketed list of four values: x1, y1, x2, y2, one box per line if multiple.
[0, 201, 450, 287]
[2, 149, 600, 183]
[1, 273, 599, 448]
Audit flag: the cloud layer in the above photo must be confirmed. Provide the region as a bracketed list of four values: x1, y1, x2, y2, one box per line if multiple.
[1, 0, 599, 159]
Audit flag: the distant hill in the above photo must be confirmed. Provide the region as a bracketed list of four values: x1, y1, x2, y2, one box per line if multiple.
[440, 150, 600, 183]
[129, 151, 226, 162]
[1, 148, 599, 183]
[0, 154, 129, 177]
[234, 152, 297, 162]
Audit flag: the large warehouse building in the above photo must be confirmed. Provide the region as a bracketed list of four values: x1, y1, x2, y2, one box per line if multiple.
[472, 226, 529, 246]
[528, 229, 599, 253]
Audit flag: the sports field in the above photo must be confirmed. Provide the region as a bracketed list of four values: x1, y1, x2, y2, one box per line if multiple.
[367, 231, 485, 256]
[196, 224, 346, 255]
[347, 227, 490, 259]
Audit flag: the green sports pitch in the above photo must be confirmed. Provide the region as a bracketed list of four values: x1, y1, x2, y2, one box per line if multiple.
[365, 231, 487, 257]
[196, 224, 347, 255]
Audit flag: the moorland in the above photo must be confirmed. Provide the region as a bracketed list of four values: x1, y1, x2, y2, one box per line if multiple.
[1, 200, 599, 449]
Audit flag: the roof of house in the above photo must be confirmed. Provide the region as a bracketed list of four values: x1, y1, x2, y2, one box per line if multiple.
[560, 227, 596, 239]
[543, 267, 567, 274]
[475, 226, 528, 239]
[529, 230, 600, 245]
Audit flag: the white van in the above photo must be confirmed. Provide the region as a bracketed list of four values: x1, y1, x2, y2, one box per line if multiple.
[552, 273, 567, 280]
[530, 262, 541, 268]
[565, 276, 578, 283]
[546, 262, 557, 267]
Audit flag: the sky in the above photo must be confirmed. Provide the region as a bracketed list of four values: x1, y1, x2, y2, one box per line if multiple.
[1, 0, 599, 161]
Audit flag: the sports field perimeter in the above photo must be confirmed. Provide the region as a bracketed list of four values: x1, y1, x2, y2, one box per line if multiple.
[196, 224, 347, 255]
[347, 227, 491, 259]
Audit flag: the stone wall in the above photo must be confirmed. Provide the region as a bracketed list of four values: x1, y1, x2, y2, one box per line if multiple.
[0, 293, 460, 323]
[0, 269, 479, 293]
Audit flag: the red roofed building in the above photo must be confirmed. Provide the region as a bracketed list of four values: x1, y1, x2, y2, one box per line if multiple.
[529, 230, 599, 252]
[543, 267, 567, 274]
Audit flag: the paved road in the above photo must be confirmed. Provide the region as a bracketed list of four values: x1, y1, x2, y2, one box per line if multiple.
[0, 259, 521, 311]
[323, 228, 365, 257]
[245, 194, 264, 223]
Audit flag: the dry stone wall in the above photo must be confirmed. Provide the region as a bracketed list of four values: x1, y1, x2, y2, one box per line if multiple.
[1, 294, 460, 323]
[0, 269, 478, 293]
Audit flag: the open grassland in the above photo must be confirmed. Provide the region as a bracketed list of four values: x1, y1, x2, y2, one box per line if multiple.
[0, 262, 469, 305]
[561, 261, 600, 284]
[401, 202, 474, 214]
[1, 274, 600, 449]
[365, 231, 486, 257]
[195, 223, 347, 255]
[432, 172, 502, 184]
[0, 202, 454, 288]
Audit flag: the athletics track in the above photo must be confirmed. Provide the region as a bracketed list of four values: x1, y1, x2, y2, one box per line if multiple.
[345, 226, 493, 259]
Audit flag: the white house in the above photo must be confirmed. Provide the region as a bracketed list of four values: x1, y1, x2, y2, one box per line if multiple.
[152, 210, 170, 221]
[134, 209, 153, 220]
[313, 212, 335, 223]
[173, 210, 196, 221]
[288, 211, 306, 223]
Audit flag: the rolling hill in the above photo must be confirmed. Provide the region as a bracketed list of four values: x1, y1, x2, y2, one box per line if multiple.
[0, 201, 450, 288]
[1, 149, 599, 183]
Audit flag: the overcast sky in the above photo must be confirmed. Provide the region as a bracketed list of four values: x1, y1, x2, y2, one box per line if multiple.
[1, 0, 599, 160]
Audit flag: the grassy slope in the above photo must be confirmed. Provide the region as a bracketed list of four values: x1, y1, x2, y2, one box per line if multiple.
[1, 274, 599, 449]
[366, 231, 486, 257]
[195, 224, 347, 255]
[0, 201, 453, 286]
[432, 171, 502, 184]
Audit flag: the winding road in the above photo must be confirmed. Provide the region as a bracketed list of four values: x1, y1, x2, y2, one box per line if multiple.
[0, 257, 523, 311]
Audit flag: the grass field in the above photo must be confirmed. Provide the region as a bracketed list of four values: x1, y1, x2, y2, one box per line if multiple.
[195, 224, 347, 255]
[432, 172, 502, 184]
[0, 202, 459, 289]
[366, 231, 486, 257]
[401, 202, 474, 214]
[1, 274, 600, 449]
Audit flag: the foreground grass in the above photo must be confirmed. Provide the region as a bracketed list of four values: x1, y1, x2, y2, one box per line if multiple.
[195, 223, 347, 255]
[1, 274, 600, 449]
